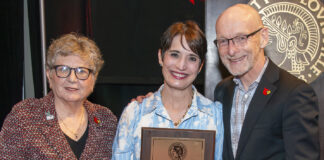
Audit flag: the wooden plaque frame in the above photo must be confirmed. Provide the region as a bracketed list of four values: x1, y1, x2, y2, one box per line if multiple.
[140, 127, 216, 160]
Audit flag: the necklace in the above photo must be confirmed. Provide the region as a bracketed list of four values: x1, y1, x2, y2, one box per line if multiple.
[173, 103, 191, 127]
[172, 91, 194, 127]
[161, 89, 194, 127]
[58, 107, 84, 139]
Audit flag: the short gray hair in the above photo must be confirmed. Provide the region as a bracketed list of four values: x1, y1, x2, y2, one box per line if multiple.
[46, 33, 104, 77]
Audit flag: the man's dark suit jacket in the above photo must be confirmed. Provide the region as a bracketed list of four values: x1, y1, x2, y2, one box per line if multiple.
[311, 72, 324, 160]
[214, 60, 320, 160]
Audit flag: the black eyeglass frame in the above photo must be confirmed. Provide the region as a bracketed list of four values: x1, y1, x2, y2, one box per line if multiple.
[214, 28, 263, 48]
[51, 65, 93, 80]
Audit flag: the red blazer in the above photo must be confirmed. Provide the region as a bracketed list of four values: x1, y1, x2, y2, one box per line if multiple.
[0, 92, 117, 159]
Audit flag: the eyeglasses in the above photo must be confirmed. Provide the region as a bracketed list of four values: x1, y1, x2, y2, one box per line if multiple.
[214, 28, 263, 48]
[52, 65, 93, 80]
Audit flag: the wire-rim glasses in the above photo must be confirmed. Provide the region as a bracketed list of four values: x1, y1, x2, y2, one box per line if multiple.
[214, 28, 263, 48]
[52, 65, 93, 80]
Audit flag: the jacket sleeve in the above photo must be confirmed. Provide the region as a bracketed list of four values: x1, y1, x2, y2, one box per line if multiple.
[283, 83, 320, 160]
[0, 105, 27, 159]
[214, 80, 226, 102]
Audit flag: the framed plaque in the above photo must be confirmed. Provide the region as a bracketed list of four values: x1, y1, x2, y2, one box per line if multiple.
[140, 127, 215, 160]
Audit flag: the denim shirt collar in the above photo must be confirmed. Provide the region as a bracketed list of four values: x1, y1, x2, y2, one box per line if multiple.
[141, 84, 213, 120]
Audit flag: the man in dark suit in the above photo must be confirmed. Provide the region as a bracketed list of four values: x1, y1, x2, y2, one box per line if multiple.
[214, 4, 319, 160]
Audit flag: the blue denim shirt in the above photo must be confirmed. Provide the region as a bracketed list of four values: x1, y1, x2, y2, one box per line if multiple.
[112, 85, 224, 160]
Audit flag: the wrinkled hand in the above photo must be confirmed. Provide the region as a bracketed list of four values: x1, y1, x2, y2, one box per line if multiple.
[130, 92, 153, 103]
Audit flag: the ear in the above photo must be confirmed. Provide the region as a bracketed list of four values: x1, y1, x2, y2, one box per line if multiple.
[89, 75, 96, 92]
[198, 60, 204, 73]
[93, 75, 97, 83]
[46, 69, 53, 89]
[260, 27, 269, 48]
[158, 49, 163, 67]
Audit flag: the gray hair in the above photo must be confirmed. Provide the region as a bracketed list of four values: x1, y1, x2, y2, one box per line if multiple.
[46, 33, 104, 77]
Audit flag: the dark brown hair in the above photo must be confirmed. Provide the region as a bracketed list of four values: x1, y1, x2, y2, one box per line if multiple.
[160, 20, 207, 63]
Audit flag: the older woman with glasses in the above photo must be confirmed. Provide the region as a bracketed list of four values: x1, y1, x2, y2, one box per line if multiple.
[0, 33, 117, 159]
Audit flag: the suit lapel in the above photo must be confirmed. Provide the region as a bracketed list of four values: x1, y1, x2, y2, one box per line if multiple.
[40, 120, 76, 159]
[235, 60, 279, 159]
[80, 101, 104, 159]
[40, 93, 76, 159]
[223, 80, 236, 160]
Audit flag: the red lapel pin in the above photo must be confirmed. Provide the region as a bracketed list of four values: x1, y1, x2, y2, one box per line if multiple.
[189, 0, 195, 5]
[262, 88, 271, 95]
[94, 117, 101, 124]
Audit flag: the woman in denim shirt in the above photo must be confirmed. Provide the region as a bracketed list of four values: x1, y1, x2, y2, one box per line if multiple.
[112, 21, 223, 160]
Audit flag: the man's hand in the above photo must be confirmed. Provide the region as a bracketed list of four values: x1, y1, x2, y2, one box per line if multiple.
[130, 92, 154, 103]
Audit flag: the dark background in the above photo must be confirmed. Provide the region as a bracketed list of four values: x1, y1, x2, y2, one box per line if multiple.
[0, 0, 24, 129]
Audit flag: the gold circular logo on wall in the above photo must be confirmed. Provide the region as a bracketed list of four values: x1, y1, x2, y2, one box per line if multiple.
[249, 0, 324, 83]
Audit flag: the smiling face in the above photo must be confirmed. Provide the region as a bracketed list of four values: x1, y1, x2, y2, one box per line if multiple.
[216, 4, 268, 78]
[159, 35, 203, 91]
[47, 55, 95, 104]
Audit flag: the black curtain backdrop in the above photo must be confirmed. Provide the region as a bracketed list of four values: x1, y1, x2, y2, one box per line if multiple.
[45, 0, 87, 47]
[0, 0, 24, 127]
[91, 0, 205, 85]
[28, 0, 43, 99]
